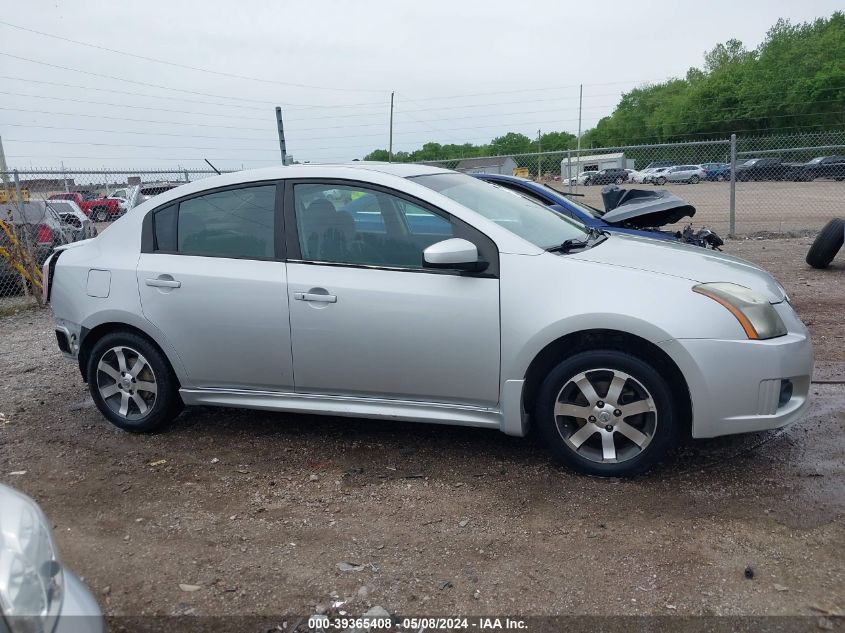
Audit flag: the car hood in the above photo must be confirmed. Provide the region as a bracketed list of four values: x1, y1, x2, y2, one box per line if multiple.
[569, 234, 786, 302]
[599, 186, 696, 228]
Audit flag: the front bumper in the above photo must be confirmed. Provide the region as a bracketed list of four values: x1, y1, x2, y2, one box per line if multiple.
[658, 303, 813, 438]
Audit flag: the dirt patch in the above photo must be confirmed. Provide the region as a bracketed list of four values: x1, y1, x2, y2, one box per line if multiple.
[0, 238, 842, 618]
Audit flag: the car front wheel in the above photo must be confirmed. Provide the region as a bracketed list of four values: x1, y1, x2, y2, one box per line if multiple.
[87, 331, 182, 432]
[656, 177, 667, 185]
[689, 175, 700, 184]
[534, 350, 679, 476]
[614, 177, 624, 185]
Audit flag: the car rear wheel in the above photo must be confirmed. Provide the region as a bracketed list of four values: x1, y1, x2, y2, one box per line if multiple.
[583, 178, 592, 186]
[716, 173, 725, 182]
[534, 350, 679, 477]
[92, 207, 109, 222]
[656, 177, 667, 185]
[689, 175, 700, 184]
[87, 331, 182, 432]
[806, 218, 845, 269]
[614, 177, 624, 185]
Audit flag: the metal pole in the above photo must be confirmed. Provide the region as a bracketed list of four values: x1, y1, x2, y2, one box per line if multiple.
[13, 169, 23, 205]
[567, 150, 573, 194]
[537, 129, 541, 180]
[184, 170, 190, 183]
[275, 107, 287, 165]
[389, 91, 394, 163]
[576, 84, 583, 155]
[729, 133, 737, 237]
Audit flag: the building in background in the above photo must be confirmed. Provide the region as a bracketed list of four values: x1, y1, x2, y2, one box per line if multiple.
[560, 152, 634, 180]
[455, 156, 518, 175]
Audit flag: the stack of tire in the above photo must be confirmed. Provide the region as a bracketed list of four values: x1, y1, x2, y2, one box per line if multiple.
[806, 218, 844, 269]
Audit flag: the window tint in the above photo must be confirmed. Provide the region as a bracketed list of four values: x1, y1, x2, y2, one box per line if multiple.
[294, 183, 455, 268]
[154, 204, 177, 251]
[152, 185, 276, 258]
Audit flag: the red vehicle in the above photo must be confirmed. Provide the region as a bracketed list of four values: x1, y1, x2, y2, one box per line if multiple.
[48, 192, 121, 222]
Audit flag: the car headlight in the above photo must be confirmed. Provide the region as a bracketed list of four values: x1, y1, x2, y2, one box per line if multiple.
[0, 486, 64, 633]
[693, 282, 787, 340]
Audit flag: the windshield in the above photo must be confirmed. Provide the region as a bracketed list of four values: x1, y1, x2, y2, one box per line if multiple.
[411, 173, 588, 249]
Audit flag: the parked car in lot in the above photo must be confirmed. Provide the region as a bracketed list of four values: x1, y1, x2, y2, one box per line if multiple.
[107, 185, 140, 214]
[629, 168, 657, 183]
[584, 167, 628, 186]
[47, 192, 121, 222]
[44, 164, 812, 476]
[565, 170, 597, 186]
[137, 182, 182, 205]
[645, 166, 672, 184]
[702, 163, 731, 181]
[1, 200, 94, 294]
[472, 173, 721, 248]
[787, 155, 845, 182]
[0, 483, 104, 633]
[657, 165, 706, 184]
[734, 157, 785, 181]
[643, 161, 677, 170]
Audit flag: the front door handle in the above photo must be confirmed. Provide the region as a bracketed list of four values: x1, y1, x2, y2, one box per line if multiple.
[145, 277, 181, 289]
[294, 292, 337, 303]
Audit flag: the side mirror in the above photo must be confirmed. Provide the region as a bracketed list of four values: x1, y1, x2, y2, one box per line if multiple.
[423, 238, 488, 272]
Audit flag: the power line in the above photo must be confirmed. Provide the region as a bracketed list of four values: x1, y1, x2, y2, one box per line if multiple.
[0, 106, 272, 131]
[0, 51, 385, 109]
[2, 138, 280, 152]
[0, 122, 274, 142]
[0, 20, 387, 93]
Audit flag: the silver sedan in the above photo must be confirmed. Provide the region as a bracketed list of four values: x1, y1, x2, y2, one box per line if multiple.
[43, 164, 812, 476]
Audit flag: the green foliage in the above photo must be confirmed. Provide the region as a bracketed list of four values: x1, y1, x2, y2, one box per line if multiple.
[362, 12, 845, 161]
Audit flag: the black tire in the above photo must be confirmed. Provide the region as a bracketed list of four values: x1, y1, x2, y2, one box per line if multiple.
[92, 207, 109, 222]
[805, 218, 844, 269]
[614, 176, 624, 185]
[656, 176, 667, 185]
[533, 350, 679, 477]
[716, 173, 725, 182]
[690, 175, 700, 184]
[583, 178, 592, 186]
[87, 331, 182, 432]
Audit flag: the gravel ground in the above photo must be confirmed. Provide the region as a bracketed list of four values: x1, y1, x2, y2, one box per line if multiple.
[0, 237, 842, 621]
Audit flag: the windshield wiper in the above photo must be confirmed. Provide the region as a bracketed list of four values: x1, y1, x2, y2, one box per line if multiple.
[546, 227, 608, 253]
[546, 237, 590, 253]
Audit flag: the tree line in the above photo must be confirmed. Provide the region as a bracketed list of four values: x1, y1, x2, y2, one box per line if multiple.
[362, 12, 845, 162]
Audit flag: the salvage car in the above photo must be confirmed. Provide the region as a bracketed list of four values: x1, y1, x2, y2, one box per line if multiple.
[0, 483, 104, 633]
[47, 192, 120, 222]
[734, 157, 786, 181]
[787, 155, 845, 182]
[472, 174, 722, 248]
[43, 164, 812, 476]
[1, 201, 94, 294]
[583, 167, 628, 186]
[659, 165, 706, 184]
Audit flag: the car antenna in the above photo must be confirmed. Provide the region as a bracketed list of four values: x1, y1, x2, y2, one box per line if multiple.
[204, 159, 221, 175]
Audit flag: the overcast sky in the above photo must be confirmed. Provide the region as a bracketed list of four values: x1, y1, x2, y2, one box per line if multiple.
[0, 0, 841, 172]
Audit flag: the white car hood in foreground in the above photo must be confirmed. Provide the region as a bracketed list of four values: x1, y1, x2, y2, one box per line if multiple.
[570, 234, 786, 302]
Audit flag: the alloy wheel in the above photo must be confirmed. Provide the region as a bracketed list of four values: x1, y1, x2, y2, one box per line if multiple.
[552, 368, 657, 464]
[96, 346, 158, 420]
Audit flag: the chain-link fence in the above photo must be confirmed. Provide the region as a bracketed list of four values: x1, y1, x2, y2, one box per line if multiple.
[0, 169, 224, 310]
[2, 132, 843, 309]
[422, 131, 845, 239]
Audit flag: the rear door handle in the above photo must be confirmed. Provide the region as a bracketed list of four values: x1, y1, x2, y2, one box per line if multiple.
[145, 277, 181, 288]
[294, 292, 336, 303]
